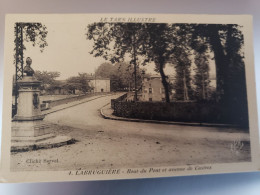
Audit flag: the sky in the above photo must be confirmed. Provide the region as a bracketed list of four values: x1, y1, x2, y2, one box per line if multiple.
[23, 21, 105, 79]
[19, 21, 215, 81]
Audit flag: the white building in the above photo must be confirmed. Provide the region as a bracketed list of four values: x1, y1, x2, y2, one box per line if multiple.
[89, 77, 110, 93]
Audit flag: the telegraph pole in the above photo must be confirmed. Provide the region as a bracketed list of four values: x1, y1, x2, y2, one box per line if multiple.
[14, 23, 24, 114]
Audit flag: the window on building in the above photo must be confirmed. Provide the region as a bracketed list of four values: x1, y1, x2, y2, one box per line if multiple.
[149, 98, 152, 102]
[161, 88, 165, 94]
[162, 98, 165, 102]
[149, 88, 152, 93]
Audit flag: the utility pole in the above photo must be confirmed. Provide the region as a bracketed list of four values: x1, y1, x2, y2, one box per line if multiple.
[14, 23, 24, 114]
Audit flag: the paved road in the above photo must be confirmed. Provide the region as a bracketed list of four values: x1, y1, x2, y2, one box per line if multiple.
[44, 94, 249, 142]
[11, 94, 251, 171]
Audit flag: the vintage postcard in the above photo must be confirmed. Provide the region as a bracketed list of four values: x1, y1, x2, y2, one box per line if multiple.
[0, 14, 259, 183]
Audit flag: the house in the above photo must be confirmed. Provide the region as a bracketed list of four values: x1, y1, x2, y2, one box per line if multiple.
[88, 76, 111, 93]
[140, 75, 174, 102]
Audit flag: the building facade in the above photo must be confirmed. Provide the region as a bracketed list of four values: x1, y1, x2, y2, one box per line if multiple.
[89, 78, 110, 93]
[141, 75, 167, 102]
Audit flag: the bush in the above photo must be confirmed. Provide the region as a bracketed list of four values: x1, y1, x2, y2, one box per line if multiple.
[113, 101, 248, 127]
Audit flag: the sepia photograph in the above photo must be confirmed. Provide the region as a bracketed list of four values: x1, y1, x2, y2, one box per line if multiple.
[1, 14, 259, 182]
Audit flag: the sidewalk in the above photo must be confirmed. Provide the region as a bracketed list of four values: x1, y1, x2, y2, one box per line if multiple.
[42, 94, 115, 115]
[100, 104, 239, 128]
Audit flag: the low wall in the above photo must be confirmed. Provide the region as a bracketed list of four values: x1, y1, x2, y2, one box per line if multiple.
[113, 101, 249, 126]
[42, 92, 111, 109]
[111, 93, 128, 109]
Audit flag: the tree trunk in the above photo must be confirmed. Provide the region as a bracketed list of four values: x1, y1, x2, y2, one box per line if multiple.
[202, 72, 205, 100]
[208, 25, 228, 102]
[183, 69, 189, 101]
[158, 57, 170, 103]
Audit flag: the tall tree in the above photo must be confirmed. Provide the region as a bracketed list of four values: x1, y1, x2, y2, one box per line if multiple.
[87, 23, 179, 102]
[172, 45, 193, 101]
[141, 23, 175, 102]
[223, 25, 248, 125]
[94, 61, 143, 91]
[87, 22, 148, 101]
[192, 24, 245, 103]
[192, 24, 248, 125]
[113, 62, 143, 91]
[168, 24, 193, 101]
[192, 36, 211, 100]
[95, 62, 114, 78]
[193, 51, 211, 100]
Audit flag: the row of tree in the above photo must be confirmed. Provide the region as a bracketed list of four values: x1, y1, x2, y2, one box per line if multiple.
[34, 71, 92, 95]
[33, 62, 144, 94]
[13, 22, 247, 105]
[86, 23, 247, 106]
[12, 22, 248, 125]
[94, 62, 144, 92]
